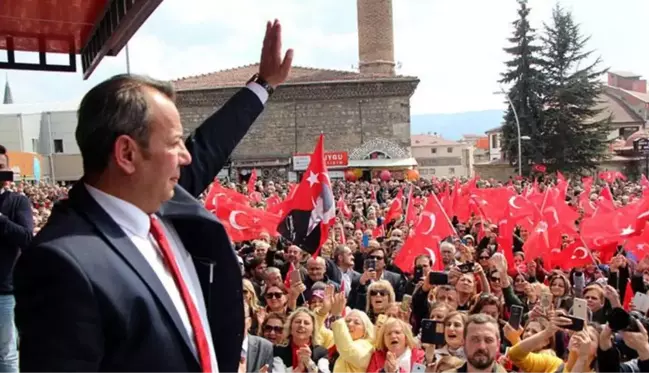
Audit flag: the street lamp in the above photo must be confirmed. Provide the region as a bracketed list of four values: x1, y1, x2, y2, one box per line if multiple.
[494, 87, 525, 176]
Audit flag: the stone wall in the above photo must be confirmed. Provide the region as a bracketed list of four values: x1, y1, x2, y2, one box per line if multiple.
[473, 163, 516, 181]
[176, 79, 419, 160]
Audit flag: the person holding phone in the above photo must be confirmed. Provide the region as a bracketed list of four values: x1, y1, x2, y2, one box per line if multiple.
[0, 144, 33, 372]
[506, 312, 601, 372]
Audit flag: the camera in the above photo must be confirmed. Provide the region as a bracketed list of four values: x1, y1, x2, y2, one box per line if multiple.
[608, 308, 648, 332]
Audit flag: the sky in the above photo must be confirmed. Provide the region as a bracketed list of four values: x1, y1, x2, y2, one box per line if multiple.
[2, 0, 647, 115]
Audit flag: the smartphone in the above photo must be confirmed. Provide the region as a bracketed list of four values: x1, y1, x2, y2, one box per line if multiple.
[428, 271, 449, 285]
[364, 258, 377, 271]
[0, 170, 13, 182]
[289, 270, 301, 285]
[414, 266, 424, 281]
[540, 292, 552, 311]
[572, 298, 588, 320]
[564, 315, 585, 331]
[509, 305, 524, 330]
[412, 363, 426, 373]
[632, 292, 649, 313]
[401, 295, 412, 312]
[420, 319, 445, 345]
[362, 233, 369, 248]
[458, 262, 475, 273]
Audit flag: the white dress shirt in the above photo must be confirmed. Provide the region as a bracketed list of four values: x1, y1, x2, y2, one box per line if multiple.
[85, 83, 267, 371]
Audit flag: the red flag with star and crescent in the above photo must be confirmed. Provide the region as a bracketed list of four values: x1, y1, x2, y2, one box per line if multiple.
[277, 135, 335, 256]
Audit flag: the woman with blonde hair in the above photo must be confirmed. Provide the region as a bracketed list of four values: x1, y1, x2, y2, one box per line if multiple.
[325, 292, 375, 373]
[365, 280, 396, 323]
[367, 317, 425, 373]
[243, 278, 263, 334]
[273, 308, 330, 373]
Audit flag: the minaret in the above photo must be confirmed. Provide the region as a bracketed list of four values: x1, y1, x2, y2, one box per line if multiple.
[3, 73, 13, 104]
[357, 0, 396, 76]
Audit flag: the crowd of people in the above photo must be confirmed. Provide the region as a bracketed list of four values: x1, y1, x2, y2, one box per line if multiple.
[4, 153, 649, 373]
[1, 19, 649, 373]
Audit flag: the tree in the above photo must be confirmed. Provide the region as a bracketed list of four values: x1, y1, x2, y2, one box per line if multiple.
[499, 0, 545, 174]
[540, 4, 611, 174]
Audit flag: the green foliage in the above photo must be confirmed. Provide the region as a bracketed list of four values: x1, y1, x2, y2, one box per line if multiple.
[498, 1, 611, 174]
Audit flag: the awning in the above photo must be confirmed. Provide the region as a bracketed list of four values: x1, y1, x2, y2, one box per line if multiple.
[347, 157, 418, 168]
[231, 159, 290, 168]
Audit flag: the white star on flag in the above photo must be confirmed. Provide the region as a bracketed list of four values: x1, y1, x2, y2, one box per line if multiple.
[307, 171, 320, 187]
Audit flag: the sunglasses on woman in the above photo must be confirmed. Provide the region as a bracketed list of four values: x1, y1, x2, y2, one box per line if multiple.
[263, 325, 283, 333]
[265, 292, 284, 299]
[370, 289, 388, 297]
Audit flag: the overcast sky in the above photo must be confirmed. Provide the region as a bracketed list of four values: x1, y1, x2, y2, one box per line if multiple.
[2, 0, 646, 114]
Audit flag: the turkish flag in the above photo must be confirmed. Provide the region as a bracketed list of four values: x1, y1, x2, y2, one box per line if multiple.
[247, 169, 257, 195]
[277, 135, 335, 255]
[385, 188, 404, 223]
[557, 238, 592, 269]
[413, 193, 455, 239]
[393, 233, 443, 273]
[211, 200, 280, 242]
[204, 182, 249, 209]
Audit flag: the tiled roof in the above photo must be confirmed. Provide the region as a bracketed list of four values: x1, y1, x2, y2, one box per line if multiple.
[485, 91, 643, 134]
[475, 137, 489, 150]
[411, 134, 461, 146]
[589, 92, 645, 124]
[172, 63, 417, 91]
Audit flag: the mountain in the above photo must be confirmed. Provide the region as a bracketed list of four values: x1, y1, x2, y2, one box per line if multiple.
[411, 110, 504, 140]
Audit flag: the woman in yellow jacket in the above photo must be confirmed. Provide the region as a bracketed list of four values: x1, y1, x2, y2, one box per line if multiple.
[329, 291, 375, 373]
[506, 313, 601, 372]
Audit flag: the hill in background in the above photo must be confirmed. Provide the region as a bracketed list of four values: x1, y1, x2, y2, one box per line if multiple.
[411, 109, 504, 140]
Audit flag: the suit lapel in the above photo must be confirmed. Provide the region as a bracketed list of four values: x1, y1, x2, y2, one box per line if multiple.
[247, 336, 258, 372]
[67, 182, 199, 363]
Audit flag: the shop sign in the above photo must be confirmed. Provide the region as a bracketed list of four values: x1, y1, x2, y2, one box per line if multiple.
[292, 151, 349, 171]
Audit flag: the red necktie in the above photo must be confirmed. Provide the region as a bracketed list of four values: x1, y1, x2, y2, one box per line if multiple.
[149, 216, 212, 372]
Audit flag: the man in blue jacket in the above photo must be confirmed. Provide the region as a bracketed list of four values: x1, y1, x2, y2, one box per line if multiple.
[0, 144, 33, 372]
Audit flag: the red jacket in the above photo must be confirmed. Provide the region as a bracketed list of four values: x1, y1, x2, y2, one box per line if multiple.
[367, 348, 425, 373]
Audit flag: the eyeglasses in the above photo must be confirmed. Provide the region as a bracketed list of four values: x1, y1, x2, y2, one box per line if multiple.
[370, 289, 388, 297]
[369, 256, 384, 261]
[265, 292, 284, 299]
[263, 325, 283, 333]
[490, 277, 501, 283]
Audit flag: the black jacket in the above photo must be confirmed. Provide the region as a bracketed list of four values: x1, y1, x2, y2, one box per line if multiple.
[0, 190, 33, 293]
[14, 87, 264, 372]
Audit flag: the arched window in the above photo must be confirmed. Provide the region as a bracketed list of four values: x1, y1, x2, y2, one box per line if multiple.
[364, 151, 391, 160]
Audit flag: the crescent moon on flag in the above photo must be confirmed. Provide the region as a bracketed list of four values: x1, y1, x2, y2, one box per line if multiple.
[509, 196, 521, 209]
[543, 207, 559, 225]
[571, 247, 588, 260]
[211, 192, 226, 207]
[424, 247, 437, 266]
[593, 237, 604, 247]
[229, 211, 248, 230]
[638, 210, 649, 220]
[422, 212, 436, 235]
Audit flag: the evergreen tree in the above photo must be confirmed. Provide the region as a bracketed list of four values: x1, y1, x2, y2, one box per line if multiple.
[499, 0, 545, 174]
[541, 4, 610, 174]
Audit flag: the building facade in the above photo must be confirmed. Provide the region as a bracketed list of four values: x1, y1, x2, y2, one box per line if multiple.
[172, 0, 420, 182]
[477, 71, 649, 179]
[411, 134, 473, 178]
[0, 101, 83, 181]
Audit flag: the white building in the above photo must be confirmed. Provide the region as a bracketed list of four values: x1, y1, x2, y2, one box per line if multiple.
[411, 134, 473, 178]
[0, 101, 83, 181]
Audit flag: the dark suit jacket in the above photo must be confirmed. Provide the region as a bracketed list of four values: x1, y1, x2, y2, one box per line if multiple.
[0, 190, 33, 293]
[246, 335, 274, 373]
[14, 88, 265, 372]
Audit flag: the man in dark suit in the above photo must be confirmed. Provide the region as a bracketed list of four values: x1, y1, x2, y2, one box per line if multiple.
[13, 20, 293, 372]
[242, 303, 275, 373]
[0, 145, 33, 371]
